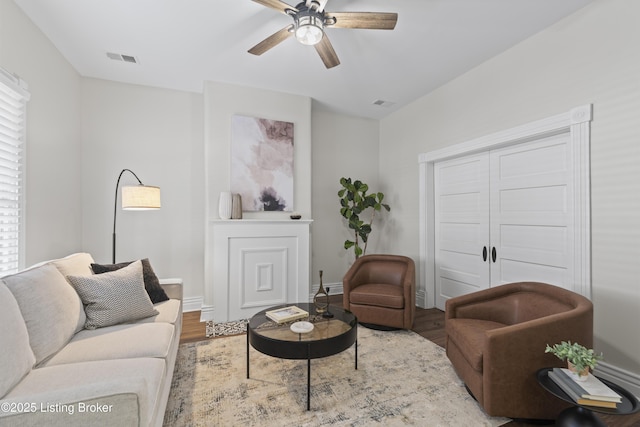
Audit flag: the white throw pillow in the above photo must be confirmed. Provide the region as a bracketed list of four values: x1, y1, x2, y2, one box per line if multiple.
[3, 263, 86, 365]
[0, 281, 35, 397]
[67, 260, 158, 329]
[51, 252, 95, 277]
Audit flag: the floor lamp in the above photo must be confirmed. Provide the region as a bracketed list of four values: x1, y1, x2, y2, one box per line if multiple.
[112, 169, 161, 263]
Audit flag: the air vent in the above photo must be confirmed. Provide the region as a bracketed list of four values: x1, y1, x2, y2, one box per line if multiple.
[373, 99, 396, 108]
[106, 52, 139, 64]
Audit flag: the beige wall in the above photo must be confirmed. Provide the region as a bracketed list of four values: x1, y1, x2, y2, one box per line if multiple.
[204, 81, 312, 221]
[311, 108, 380, 286]
[380, 0, 640, 376]
[1, 0, 82, 265]
[79, 78, 205, 299]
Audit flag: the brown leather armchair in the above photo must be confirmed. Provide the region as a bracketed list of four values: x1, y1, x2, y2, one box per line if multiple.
[342, 254, 415, 329]
[445, 282, 593, 420]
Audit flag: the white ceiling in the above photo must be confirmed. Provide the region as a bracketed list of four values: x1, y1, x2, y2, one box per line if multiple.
[14, 0, 593, 119]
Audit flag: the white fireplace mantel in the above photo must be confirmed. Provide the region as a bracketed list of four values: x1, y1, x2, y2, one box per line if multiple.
[202, 219, 313, 322]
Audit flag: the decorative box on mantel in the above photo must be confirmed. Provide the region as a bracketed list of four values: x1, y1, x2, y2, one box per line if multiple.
[203, 219, 313, 322]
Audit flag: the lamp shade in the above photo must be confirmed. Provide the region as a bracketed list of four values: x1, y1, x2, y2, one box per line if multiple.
[122, 185, 161, 210]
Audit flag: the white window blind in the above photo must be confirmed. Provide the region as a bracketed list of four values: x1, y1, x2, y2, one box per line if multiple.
[0, 69, 30, 275]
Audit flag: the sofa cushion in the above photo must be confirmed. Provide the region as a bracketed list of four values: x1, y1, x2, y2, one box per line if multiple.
[136, 298, 181, 325]
[0, 358, 164, 427]
[350, 283, 404, 309]
[67, 260, 158, 329]
[42, 322, 175, 366]
[91, 258, 169, 303]
[51, 252, 95, 277]
[3, 263, 86, 365]
[0, 282, 36, 397]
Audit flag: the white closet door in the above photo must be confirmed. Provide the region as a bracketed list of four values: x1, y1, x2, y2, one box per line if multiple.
[434, 153, 490, 309]
[489, 133, 574, 288]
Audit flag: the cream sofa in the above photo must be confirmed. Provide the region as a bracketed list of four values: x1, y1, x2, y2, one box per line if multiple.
[0, 253, 183, 427]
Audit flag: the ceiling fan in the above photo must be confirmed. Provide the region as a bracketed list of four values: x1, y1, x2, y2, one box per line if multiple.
[248, 0, 398, 69]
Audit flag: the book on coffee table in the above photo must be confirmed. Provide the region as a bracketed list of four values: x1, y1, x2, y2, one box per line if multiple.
[266, 306, 309, 324]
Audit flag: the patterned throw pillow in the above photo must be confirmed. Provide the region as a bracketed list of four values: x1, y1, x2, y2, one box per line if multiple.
[67, 260, 158, 329]
[90, 258, 169, 303]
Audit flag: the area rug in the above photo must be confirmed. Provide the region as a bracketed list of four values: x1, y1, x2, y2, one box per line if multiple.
[163, 327, 510, 426]
[205, 319, 247, 338]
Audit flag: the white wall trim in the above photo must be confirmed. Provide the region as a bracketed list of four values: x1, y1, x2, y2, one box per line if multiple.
[595, 361, 640, 399]
[418, 105, 593, 308]
[182, 296, 203, 313]
[310, 281, 343, 301]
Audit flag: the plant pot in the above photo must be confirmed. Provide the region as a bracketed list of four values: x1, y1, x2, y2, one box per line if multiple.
[568, 361, 589, 381]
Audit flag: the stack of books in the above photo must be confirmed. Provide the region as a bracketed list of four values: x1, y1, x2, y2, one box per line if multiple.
[548, 368, 622, 409]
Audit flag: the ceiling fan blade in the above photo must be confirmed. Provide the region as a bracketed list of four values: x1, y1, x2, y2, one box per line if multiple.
[314, 34, 340, 69]
[251, 0, 297, 15]
[316, 0, 329, 12]
[325, 12, 398, 30]
[248, 25, 294, 56]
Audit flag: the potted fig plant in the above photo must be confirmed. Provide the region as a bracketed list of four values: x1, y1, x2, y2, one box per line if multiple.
[338, 177, 390, 259]
[545, 341, 603, 381]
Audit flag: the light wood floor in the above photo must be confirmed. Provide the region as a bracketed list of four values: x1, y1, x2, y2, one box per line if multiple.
[179, 296, 639, 426]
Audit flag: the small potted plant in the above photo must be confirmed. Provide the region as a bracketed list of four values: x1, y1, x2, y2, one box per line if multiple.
[545, 341, 603, 381]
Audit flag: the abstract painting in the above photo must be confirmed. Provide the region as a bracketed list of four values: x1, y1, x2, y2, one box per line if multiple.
[231, 115, 294, 211]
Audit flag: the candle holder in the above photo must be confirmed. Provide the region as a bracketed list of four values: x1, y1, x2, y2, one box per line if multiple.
[323, 286, 334, 318]
[313, 270, 329, 314]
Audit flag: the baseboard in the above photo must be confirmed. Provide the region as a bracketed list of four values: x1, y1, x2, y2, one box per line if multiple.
[309, 281, 343, 301]
[416, 289, 428, 309]
[594, 361, 640, 399]
[182, 296, 203, 313]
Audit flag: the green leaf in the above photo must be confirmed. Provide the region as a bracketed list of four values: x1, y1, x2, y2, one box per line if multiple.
[338, 189, 345, 197]
[344, 240, 355, 249]
[377, 192, 384, 201]
[382, 203, 390, 212]
[354, 245, 363, 257]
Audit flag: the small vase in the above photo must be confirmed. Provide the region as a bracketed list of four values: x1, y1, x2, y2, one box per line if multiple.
[231, 193, 243, 219]
[218, 192, 232, 219]
[568, 361, 589, 381]
[313, 270, 329, 314]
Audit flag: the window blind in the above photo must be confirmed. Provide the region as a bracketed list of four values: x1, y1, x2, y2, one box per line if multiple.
[0, 69, 30, 275]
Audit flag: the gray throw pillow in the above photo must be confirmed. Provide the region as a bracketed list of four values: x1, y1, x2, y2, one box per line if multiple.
[67, 260, 158, 329]
[90, 258, 169, 303]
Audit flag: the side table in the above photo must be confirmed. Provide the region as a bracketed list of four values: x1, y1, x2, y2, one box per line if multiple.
[536, 368, 639, 427]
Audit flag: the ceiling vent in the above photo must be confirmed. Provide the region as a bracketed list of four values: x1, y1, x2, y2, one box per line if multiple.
[373, 99, 396, 108]
[106, 52, 139, 64]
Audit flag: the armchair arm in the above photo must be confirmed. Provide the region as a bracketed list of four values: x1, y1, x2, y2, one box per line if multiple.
[481, 304, 593, 413]
[159, 278, 183, 301]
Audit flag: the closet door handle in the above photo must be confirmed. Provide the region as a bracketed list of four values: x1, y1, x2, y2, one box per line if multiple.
[482, 246, 487, 262]
[492, 247, 497, 263]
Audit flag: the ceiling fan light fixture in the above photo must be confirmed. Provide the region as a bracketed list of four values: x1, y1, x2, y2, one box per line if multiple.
[295, 13, 324, 45]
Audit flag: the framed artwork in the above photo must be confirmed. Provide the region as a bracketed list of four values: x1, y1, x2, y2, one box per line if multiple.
[231, 115, 294, 212]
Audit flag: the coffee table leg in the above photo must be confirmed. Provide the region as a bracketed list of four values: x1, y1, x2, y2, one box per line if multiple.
[246, 329, 250, 379]
[355, 338, 358, 370]
[307, 344, 311, 411]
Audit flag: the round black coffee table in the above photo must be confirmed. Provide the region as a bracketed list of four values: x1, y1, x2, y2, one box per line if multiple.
[246, 302, 358, 410]
[537, 368, 639, 426]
